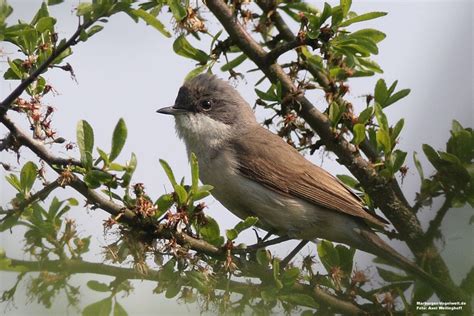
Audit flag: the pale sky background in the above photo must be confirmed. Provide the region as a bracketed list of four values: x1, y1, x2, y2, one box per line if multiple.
[0, 0, 473, 315]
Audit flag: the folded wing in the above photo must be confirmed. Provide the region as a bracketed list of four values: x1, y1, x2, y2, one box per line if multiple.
[231, 126, 387, 227]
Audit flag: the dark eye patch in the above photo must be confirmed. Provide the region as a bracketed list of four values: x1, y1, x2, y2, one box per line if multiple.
[174, 86, 195, 111]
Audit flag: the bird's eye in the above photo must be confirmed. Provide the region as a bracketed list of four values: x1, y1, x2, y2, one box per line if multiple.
[200, 100, 212, 111]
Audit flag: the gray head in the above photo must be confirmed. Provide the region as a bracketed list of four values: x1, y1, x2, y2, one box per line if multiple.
[157, 74, 257, 149]
[157, 74, 256, 125]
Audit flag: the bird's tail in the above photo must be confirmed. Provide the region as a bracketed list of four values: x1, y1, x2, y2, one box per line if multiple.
[353, 228, 461, 301]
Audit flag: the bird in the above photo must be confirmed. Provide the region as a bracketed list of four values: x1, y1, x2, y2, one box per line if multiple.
[156, 73, 440, 288]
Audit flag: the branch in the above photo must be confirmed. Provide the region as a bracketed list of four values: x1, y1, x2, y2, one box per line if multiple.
[265, 37, 319, 64]
[3, 256, 365, 313]
[0, 111, 223, 258]
[313, 286, 363, 315]
[423, 197, 452, 243]
[0, 20, 93, 114]
[0, 114, 83, 167]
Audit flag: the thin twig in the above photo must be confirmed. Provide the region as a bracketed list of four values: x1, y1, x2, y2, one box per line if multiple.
[0, 20, 93, 114]
[0, 179, 61, 216]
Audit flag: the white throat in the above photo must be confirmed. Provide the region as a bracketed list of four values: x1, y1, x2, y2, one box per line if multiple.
[174, 113, 232, 157]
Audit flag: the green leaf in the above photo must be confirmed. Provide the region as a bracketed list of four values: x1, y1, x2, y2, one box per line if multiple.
[48, 0, 64, 5]
[376, 129, 391, 154]
[358, 106, 373, 124]
[234, 216, 258, 234]
[156, 193, 174, 214]
[113, 301, 128, 316]
[336, 245, 355, 274]
[352, 123, 366, 145]
[82, 297, 113, 316]
[317, 240, 340, 272]
[84, 170, 113, 189]
[160, 258, 176, 281]
[86, 25, 104, 39]
[384, 89, 410, 107]
[451, 120, 463, 133]
[422, 144, 441, 169]
[185, 65, 207, 81]
[391, 118, 404, 141]
[281, 267, 300, 287]
[77, 120, 94, 169]
[174, 184, 188, 205]
[31, 2, 49, 25]
[328, 102, 343, 126]
[387, 80, 398, 95]
[256, 249, 271, 266]
[391, 150, 407, 172]
[255, 88, 279, 102]
[374, 79, 388, 106]
[159, 159, 177, 187]
[130, 9, 171, 37]
[280, 294, 318, 308]
[339, 11, 387, 27]
[165, 282, 181, 298]
[336, 174, 359, 189]
[373, 103, 388, 131]
[319, 3, 332, 27]
[340, 0, 352, 17]
[87, 280, 110, 292]
[226, 228, 238, 241]
[109, 118, 127, 162]
[76, 3, 94, 17]
[221, 53, 247, 72]
[96, 148, 110, 166]
[331, 6, 344, 26]
[166, 0, 187, 21]
[351, 28, 386, 43]
[0, 214, 20, 232]
[200, 216, 222, 246]
[413, 152, 424, 181]
[5, 174, 21, 192]
[121, 153, 137, 187]
[173, 35, 209, 64]
[35, 16, 56, 33]
[272, 259, 283, 289]
[20, 161, 37, 194]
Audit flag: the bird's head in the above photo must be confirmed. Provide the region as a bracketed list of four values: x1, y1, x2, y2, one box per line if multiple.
[157, 74, 256, 148]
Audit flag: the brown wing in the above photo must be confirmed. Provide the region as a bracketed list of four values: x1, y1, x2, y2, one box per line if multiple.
[231, 126, 387, 227]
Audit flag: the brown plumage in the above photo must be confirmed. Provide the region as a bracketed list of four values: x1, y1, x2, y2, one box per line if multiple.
[232, 125, 388, 227]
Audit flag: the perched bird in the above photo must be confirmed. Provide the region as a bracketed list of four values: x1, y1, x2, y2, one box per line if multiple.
[157, 74, 437, 285]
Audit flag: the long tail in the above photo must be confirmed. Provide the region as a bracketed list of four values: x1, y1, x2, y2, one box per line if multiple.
[354, 228, 463, 301]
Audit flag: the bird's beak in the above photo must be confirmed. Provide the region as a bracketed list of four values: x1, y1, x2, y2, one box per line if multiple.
[156, 106, 187, 116]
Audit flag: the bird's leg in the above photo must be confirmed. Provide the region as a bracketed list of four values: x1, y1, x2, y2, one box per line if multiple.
[261, 230, 275, 242]
[246, 235, 291, 251]
[252, 229, 277, 244]
[280, 240, 309, 269]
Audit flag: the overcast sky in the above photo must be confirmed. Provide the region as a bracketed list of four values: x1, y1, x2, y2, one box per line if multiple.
[1, 0, 473, 315]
